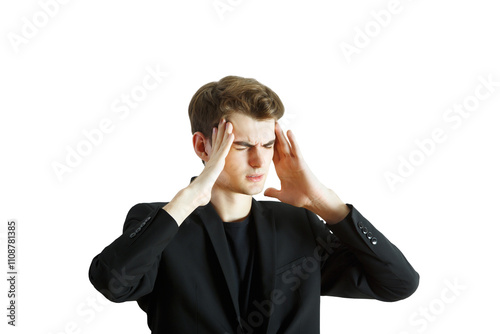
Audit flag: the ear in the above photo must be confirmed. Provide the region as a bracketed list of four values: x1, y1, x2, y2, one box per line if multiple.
[192, 131, 211, 163]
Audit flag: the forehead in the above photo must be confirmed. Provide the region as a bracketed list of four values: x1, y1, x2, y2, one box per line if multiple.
[227, 113, 275, 142]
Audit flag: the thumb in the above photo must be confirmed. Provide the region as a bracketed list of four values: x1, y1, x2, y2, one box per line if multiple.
[264, 187, 280, 199]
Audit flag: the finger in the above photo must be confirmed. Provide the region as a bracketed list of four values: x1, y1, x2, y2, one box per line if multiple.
[274, 122, 287, 159]
[221, 122, 234, 156]
[273, 123, 282, 162]
[211, 127, 217, 149]
[276, 122, 291, 156]
[272, 141, 281, 165]
[264, 187, 280, 199]
[217, 118, 227, 147]
[286, 129, 302, 159]
[226, 120, 233, 135]
[213, 118, 227, 150]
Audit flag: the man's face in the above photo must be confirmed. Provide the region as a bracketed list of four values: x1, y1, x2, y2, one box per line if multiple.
[211, 112, 276, 196]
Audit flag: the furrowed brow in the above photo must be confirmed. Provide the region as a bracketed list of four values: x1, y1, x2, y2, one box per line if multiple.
[233, 139, 275, 147]
[233, 141, 254, 148]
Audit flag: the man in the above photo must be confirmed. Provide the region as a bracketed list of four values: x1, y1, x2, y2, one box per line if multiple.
[89, 76, 419, 333]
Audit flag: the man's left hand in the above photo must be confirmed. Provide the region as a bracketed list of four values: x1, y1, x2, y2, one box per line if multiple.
[264, 122, 350, 224]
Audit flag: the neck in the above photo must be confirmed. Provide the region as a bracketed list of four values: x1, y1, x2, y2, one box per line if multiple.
[210, 185, 252, 223]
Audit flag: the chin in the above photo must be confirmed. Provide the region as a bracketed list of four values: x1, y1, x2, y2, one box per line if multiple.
[244, 182, 266, 195]
[246, 187, 264, 196]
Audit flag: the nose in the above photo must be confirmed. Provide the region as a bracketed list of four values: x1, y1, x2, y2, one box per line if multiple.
[249, 147, 264, 168]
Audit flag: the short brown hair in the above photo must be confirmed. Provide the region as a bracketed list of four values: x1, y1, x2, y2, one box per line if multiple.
[188, 76, 284, 141]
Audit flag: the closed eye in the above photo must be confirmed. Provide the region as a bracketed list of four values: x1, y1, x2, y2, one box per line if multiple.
[235, 144, 274, 151]
[233, 139, 275, 150]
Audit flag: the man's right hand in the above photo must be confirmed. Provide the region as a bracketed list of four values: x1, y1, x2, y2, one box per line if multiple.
[189, 118, 234, 206]
[162, 118, 234, 225]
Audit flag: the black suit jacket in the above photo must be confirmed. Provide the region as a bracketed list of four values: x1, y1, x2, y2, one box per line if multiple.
[89, 192, 419, 333]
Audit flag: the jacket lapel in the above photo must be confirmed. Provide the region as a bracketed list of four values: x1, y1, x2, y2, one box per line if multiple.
[197, 201, 243, 321]
[189, 177, 246, 318]
[249, 198, 277, 332]
[195, 193, 277, 332]
[250, 198, 277, 308]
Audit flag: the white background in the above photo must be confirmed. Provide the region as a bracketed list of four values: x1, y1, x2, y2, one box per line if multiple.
[1, 0, 499, 333]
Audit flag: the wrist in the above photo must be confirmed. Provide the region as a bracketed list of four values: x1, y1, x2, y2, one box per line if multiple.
[162, 187, 205, 226]
[182, 184, 209, 208]
[305, 188, 350, 225]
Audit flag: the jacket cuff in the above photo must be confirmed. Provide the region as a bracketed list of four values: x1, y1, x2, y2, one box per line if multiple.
[326, 203, 381, 250]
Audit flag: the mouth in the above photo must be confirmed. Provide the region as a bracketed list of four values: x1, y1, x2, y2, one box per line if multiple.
[246, 174, 264, 182]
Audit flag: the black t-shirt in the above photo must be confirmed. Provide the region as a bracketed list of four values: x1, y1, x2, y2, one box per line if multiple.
[223, 213, 256, 319]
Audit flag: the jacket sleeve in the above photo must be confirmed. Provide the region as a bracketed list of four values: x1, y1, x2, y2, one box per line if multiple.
[308, 203, 419, 302]
[88, 202, 178, 302]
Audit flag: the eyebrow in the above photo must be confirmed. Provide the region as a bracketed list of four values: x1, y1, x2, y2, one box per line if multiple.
[233, 139, 275, 148]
